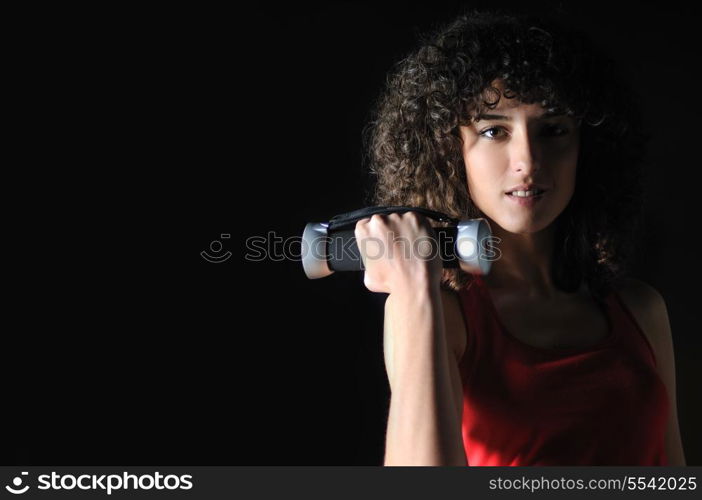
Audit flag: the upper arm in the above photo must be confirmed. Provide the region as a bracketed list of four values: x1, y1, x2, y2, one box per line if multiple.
[440, 288, 468, 435]
[615, 278, 686, 466]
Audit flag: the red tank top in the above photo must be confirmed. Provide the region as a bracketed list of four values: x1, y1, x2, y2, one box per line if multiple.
[456, 275, 669, 466]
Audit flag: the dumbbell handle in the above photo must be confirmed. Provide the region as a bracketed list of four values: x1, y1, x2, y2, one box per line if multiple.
[327, 227, 460, 272]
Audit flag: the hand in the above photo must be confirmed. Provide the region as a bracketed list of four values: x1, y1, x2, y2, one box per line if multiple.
[354, 211, 443, 294]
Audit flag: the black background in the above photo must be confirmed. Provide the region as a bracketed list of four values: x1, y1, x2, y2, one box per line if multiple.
[5, 1, 701, 465]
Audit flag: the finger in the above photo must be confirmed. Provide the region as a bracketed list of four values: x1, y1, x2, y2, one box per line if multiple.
[369, 213, 386, 227]
[354, 218, 371, 238]
[354, 223, 368, 268]
[400, 211, 423, 231]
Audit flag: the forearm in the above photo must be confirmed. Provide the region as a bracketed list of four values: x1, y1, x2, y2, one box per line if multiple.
[383, 281, 467, 466]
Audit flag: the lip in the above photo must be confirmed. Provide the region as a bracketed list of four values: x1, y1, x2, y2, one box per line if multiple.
[505, 190, 547, 207]
[505, 184, 548, 193]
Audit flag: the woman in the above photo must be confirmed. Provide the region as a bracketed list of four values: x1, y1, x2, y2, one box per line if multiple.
[354, 9, 686, 466]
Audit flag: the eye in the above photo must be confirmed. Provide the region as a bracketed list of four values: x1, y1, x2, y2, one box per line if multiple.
[542, 124, 570, 137]
[479, 126, 507, 140]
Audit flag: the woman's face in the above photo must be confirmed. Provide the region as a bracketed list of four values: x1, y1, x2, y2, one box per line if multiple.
[458, 92, 581, 234]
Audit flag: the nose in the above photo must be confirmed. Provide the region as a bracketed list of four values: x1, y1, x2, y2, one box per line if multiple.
[510, 127, 541, 174]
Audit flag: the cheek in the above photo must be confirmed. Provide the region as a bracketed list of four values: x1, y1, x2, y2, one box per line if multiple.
[560, 143, 580, 189]
[465, 162, 492, 200]
[463, 149, 505, 193]
[464, 165, 503, 213]
[549, 149, 579, 208]
[544, 136, 579, 181]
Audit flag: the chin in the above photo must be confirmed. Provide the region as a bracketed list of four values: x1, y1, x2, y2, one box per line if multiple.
[490, 214, 556, 235]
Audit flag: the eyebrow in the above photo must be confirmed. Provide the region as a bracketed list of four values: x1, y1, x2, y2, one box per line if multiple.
[475, 110, 567, 122]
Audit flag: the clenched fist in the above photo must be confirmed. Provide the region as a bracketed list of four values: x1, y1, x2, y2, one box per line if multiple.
[353, 211, 443, 294]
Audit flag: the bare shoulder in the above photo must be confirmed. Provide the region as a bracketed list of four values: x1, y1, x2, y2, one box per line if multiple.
[440, 287, 468, 362]
[612, 276, 665, 306]
[611, 276, 669, 355]
[611, 277, 667, 322]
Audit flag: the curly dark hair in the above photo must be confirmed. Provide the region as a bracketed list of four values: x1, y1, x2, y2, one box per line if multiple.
[361, 7, 649, 300]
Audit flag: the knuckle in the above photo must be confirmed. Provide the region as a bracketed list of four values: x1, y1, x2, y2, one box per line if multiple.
[370, 214, 384, 225]
[402, 212, 420, 228]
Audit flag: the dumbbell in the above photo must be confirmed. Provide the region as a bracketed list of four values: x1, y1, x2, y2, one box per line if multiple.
[302, 205, 493, 279]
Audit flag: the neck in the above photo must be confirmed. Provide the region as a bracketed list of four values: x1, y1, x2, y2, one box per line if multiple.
[482, 220, 558, 299]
